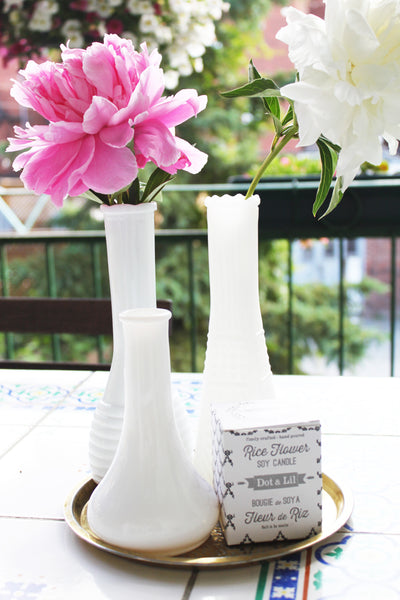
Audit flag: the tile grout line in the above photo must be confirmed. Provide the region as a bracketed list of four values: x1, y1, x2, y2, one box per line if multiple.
[0, 372, 96, 460]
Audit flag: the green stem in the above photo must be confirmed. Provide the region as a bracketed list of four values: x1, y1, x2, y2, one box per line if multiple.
[246, 127, 298, 199]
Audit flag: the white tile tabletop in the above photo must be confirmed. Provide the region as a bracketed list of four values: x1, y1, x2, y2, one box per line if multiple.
[0, 371, 399, 599]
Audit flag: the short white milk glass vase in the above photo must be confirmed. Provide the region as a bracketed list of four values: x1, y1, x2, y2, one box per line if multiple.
[87, 307, 219, 555]
[195, 194, 275, 482]
[88, 202, 157, 483]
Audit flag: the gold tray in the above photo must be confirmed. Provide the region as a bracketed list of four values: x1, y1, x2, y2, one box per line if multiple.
[64, 473, 352, 568]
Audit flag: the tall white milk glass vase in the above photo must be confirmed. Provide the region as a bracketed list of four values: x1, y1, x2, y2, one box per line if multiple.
[88, 202, 157, 483]
[87, 308, 219, 555]
[195, 194, 275, 482]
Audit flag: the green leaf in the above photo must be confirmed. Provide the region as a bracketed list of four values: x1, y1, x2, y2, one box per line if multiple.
[248, 60, 280, 121]
[221, 77, 281, 100]
[312, 138, 339, 217]
[318, 177, 345, 219]
[319, 135, 341, 154]
[141, 167, 176, 204]
[271, 114, 283, 137]
[80, 190, 104, 204]
[127, 178, 140, 204]
[248, 58, 261, 82]
[281, 104, 294, 127]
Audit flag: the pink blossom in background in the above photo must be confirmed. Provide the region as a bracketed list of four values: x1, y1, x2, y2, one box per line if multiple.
[7, 35, 207, 206]
[106, 20, 124, 35]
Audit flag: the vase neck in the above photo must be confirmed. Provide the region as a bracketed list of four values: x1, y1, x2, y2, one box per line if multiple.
[101, 203, 157, 342]
[206, 195, 263, 334]
[120, 308, 172, 425]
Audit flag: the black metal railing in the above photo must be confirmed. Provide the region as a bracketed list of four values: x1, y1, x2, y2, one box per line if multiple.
[0, 177, 399, 374]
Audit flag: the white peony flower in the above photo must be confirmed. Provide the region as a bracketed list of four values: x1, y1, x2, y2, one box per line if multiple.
[277, 0, 400, 198]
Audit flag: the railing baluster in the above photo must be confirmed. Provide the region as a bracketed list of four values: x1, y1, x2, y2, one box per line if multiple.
[338, 239, 345, 375]
[287, 239, 294, 374]
[45, 243, 61, 361]
[0, 243, 14, 359]
[187, 239, 197, 372]
[390, 237, 397, 377]
[91, 241, 105, 363]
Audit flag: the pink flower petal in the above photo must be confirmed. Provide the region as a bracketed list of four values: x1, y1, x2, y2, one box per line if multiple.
[83, 96, 118, 135]
[12, 148, 39, 172]
[134, 120, 180, 168]
[110, 64, 165, 126]
[20, 138, 91, 205]
[100, 122, 133, 148]
[161, 136, 208, 175]
[11, 60, 85, 123]
[82, 139, 137, 193]
[83, 43, 117, 98]
[66, 135, 97, 194]
[45, 122, 84, 143]
[148, 90, 207, 128]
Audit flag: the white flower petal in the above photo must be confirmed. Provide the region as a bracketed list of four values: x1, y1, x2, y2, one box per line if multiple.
[343, 9, 379, 63]
[293, 102, 322, 147]
[277, 7, 327, 75]
[383, 133, 399, 155]
[277, 0, 400, 186]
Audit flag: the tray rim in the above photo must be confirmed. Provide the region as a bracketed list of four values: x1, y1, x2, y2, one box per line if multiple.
[64, 473, 353, 568]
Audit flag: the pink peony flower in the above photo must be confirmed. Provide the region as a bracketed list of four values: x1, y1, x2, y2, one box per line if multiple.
[7, 35, 207, 206]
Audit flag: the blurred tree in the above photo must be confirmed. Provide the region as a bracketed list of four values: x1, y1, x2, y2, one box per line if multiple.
[172, 0, 288, 187]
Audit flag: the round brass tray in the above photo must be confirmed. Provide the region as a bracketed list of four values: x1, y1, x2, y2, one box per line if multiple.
[64, 473, 352, 568]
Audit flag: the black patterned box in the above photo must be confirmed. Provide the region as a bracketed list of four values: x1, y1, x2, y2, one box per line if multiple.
[212, 403, 322, 545]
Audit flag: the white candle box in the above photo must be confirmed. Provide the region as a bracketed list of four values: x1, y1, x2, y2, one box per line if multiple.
[212, 402, 322, 545]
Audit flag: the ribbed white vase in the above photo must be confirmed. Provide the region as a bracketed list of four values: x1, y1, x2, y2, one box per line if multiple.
[195, 194, 275, 482]
[88, 202, 157, 483]
[87, 308, 219, 555]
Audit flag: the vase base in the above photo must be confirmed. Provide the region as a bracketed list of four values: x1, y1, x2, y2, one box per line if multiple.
[65, 475, 353, 567]
[82, 502, 213, 556]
